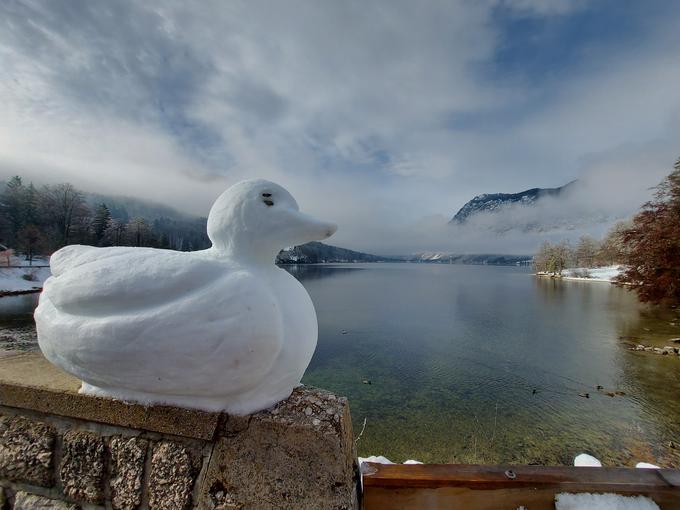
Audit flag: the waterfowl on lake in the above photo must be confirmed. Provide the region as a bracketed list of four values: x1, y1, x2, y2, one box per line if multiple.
[35, 179, 337, 414]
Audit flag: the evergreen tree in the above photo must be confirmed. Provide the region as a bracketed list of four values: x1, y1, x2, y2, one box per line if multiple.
[125, 217, 154, 247]
[24, 182, 40, 227]
[616, 159, 680, 305]
[91, 203, 112, 244]
[1, 176, 26, 246]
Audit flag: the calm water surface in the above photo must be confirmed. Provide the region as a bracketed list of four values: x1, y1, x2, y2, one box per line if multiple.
[2, 263, 679, 467]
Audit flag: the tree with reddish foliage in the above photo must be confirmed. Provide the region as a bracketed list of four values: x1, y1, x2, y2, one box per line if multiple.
[616, 159, 680, 305]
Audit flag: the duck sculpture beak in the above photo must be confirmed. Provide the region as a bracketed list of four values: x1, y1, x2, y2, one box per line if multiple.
[280, 209, 338, 246]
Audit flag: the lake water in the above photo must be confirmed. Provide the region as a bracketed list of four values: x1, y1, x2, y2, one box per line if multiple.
[2, 263, 679, 467]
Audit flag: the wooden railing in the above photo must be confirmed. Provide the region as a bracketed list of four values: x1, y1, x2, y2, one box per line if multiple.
[361, 463, 680, 509]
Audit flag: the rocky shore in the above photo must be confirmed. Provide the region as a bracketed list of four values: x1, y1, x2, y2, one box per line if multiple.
[628, 341, 680, 357]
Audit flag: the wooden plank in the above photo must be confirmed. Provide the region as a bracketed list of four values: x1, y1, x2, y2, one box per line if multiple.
[363, 486, 680, 510]
[362, 464, 680, 510]
[362, 463, 680, 490]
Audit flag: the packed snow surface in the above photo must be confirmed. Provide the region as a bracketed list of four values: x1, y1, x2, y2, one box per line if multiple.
[635, 462, 660, 469]
[357, 456, 423, 489]
[35, 179, 337, 414]
[575, 453, 661, 470]
[574, 453, 602, 467]
[555, 493, 660, 510]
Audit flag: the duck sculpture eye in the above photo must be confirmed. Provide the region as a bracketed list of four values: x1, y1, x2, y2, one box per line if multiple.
[262, 192, 274, 206]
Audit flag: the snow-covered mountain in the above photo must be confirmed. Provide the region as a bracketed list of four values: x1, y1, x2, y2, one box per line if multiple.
[450, 181, 577, 224]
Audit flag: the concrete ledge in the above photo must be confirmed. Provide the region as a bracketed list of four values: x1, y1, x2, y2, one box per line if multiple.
[0, 353, 221, 441]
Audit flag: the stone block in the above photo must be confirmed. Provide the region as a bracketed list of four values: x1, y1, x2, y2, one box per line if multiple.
[148, 441, 197, 510]
[200, 386, 358, 510]
[0, 414, 55, 486]
[109, 436, 148, 510]
[13, 491, 78, 510]
[59, 430, 105, 504]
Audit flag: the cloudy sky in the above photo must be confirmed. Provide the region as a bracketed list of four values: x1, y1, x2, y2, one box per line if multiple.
[1, 0, 679, 254]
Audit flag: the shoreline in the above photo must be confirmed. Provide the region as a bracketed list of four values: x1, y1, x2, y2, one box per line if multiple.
[534, 273, 615, 283]
[534, 265, 623, 284]
[0, 289, 41, 298]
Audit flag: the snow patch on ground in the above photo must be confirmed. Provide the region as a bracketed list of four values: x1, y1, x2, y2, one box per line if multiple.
[562, 265, 623, 282]
[0, 266, 50, 293]
[537, 265, 623, 282]
[555, 493, 660, 510]
[575, 453, 662, 470]
[635, 462, 661, 469]
[574, 453, 602, 467]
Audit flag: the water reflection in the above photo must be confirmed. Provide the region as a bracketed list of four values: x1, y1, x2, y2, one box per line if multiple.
[0, 293, 39, 353]
[300, 264, 680, 466]
[281, 263, 365, 282]
[1, 264, 678, 466]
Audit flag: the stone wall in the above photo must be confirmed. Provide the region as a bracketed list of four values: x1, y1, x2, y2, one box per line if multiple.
[0, 353, 358, 510]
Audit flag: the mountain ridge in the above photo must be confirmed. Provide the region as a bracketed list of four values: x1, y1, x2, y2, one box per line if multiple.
[450, 180, 577, 224]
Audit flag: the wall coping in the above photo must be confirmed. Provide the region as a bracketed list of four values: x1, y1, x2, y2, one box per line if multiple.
[0, 352, 221, 440]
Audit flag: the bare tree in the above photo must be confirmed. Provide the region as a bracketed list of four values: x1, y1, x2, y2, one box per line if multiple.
[533, 241, 553, 273]
[596, 221, 630, 266]
[616, 158, 680, 305]
[533, 240, 574, 275]
[17, 225, 45, 265]
[125, 218, 154, 247]
[103, 219, 126, 246]
[575, 235, 599, 268]
[41, 183, 89, 248]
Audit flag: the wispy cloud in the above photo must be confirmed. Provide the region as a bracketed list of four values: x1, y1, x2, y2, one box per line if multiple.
[1, 0, 678, 254]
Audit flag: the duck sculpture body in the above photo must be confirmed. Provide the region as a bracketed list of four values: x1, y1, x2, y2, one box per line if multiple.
[35, 179, 337, 415]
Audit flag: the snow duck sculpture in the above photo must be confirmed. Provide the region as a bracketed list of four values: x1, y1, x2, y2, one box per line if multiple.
[35, 179, 337, 414]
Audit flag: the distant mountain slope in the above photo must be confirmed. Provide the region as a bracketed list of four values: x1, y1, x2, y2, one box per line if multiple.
[405, 253, 532, 265]
[85, 192, 211, 251]
[86, 192, 195, 223]
[450, 181, 577, 224]
[86, 193, 392, 262]
[277, 242, 393, 264]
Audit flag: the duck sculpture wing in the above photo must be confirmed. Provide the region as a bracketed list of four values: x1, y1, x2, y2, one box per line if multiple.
[36, 245, 284, 397]
[45, 245, 226, 315]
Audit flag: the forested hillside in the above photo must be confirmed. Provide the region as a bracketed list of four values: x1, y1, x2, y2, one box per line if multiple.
[0, 176, 211, 260]
[0, 176, 387, 264]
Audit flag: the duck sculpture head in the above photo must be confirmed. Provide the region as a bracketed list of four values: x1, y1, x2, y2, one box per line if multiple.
[207, 179, 337, 265]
